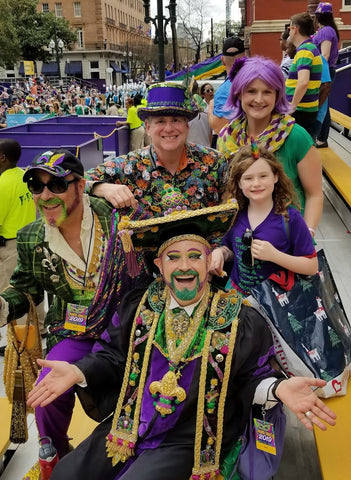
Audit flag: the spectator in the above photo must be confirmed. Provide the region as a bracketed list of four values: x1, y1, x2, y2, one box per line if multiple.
[85, 83, 227, 214]
[0, 139, 37, 352]
[280, 29, 295, 79]
[312, 2, 340, 148]
[285, 12, 322, 136]
[116, 95, 145, 150]
[187, 79, 212, 147]
[207, 36, 245, 136]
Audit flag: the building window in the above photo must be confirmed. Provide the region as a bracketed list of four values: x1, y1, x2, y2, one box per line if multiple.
[90, 61, 99, 69]
[42, 3, 49, 12]
[74, 2, 81, 17]
[77, 28, 84, 48]
[55, 3, 63, 17]
[343, 0, 351, 8]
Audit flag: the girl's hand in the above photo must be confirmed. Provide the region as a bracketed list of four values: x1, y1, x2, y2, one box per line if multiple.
[251, 239, 277, 262]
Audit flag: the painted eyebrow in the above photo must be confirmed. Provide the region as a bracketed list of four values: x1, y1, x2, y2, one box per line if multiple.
[166, 248, 203, 254]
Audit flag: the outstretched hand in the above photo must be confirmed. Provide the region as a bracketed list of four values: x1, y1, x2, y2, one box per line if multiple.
[275, 377, 337, 431]
[27, 359, 85, 409]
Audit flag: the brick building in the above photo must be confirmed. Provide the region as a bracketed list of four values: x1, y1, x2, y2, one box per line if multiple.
[37, 0, 152, 84]
[240, 0, 351, 62]
[1, 0, 152, 85]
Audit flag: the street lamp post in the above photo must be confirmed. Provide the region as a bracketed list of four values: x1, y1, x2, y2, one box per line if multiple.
[206, 18, 218, 58]
[142, 0, 177, 82]
[123, 42, 133, 81]
[48, 36, 64, 82]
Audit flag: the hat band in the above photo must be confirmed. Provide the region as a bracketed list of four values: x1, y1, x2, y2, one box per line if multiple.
[157, 235, 211, 257]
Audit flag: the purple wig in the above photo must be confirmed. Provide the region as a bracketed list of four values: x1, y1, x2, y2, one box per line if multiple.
[224, 56, 291, 120]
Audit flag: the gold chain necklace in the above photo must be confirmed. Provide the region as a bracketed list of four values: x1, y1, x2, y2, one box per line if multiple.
[149, 284, 211, 417]
[164, 283, 210, 365]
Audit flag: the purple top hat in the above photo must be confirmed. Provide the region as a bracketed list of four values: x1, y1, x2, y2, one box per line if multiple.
[137, 83, 199, 122]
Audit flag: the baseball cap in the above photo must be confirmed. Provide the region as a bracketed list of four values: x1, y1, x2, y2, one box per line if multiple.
[23, 149, 84, 181]
[223, 36, 245, 57]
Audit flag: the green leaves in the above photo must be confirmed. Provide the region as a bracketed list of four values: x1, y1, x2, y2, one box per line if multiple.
[0, 0, 77, 67]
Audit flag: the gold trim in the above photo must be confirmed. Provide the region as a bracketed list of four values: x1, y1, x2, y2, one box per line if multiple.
[106, 289, 161, 465]
[158, 235, 211, 257]
[118, 200, 238, 238]
[191, 315, 239, 478]
[214, 318, 239, 466]
[193, 328, 214, 469]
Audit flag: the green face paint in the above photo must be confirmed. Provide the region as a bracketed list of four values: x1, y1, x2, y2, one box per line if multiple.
[170, 270, 200, 302]
[37, 198, 68, 227]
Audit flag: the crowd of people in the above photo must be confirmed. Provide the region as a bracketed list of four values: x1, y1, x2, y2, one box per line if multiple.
[0, 77, 150, 127]
[0, 2, 345, 480]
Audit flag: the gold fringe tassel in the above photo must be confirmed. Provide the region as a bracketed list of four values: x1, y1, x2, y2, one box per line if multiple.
[10, 367, 28, 443]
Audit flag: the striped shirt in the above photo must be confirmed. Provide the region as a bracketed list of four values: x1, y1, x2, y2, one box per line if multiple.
[286, 40, 322, 112]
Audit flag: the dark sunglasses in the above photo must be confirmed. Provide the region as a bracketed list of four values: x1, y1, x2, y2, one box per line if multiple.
[204, 88, 214, 93]
[241, 229, 254, 267]
[27, 177, 78, 195]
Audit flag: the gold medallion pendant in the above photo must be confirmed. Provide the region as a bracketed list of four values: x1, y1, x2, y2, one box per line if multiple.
[149, 370, 186, 417]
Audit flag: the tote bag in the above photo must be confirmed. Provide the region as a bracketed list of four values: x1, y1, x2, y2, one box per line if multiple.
[249, 250, 351, 398]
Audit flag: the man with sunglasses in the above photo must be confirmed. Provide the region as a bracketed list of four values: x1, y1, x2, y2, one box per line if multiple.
[0, 149, 115, 476]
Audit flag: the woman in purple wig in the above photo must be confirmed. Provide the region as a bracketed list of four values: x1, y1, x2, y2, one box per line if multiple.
[217, 55, 323, 236]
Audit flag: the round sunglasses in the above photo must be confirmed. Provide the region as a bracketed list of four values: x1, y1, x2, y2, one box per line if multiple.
[27, 177, 78, 195]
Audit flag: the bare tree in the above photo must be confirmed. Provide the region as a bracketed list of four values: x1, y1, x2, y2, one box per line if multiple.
[177, 0, 209, 64]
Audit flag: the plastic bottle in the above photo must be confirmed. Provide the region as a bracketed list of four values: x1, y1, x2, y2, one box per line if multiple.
[38, 436, 59, 480]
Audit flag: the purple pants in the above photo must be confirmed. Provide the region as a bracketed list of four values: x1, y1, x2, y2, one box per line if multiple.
[35, 337, 95, 459]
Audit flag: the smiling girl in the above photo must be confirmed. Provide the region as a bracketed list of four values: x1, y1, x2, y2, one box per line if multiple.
[211, 142, 318, 296]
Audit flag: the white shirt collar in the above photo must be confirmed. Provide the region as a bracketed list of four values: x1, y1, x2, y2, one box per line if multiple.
[44, 194, 93, 270]
[169, 294, 203, 317]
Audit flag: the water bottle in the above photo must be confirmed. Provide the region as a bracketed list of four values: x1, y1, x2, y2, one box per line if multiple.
[38, 436, 59, 480]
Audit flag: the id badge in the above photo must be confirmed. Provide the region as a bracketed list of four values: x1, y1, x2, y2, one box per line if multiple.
[253, 418, 277, 455]
[64, 303, 88, 332]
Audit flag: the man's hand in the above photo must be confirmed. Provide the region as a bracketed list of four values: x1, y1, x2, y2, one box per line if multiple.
[92, 183, 138, 208]
[27, 359, 85, 408]
[275, 377, 337, 431]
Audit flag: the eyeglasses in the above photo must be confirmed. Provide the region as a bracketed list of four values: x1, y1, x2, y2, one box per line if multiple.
[204, 88, 214, 93]
[241, 229, 254, 267]
[288, 25, 296, 31]
[27, 177, 78, 195]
